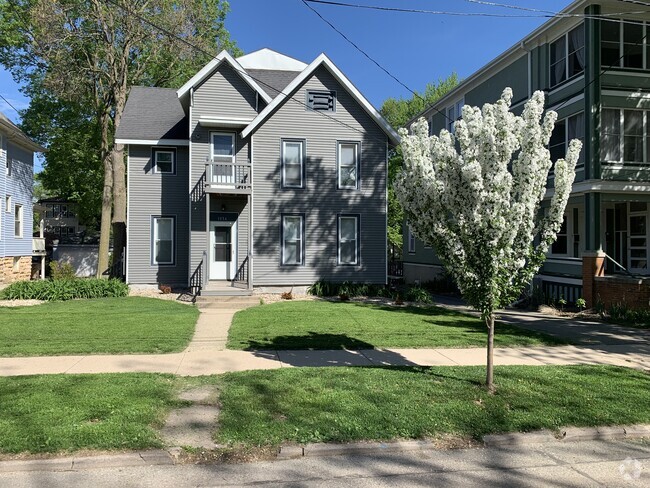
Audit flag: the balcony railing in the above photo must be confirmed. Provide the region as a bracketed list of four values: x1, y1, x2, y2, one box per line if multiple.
[33, 237, 46, 256]
[205, 161, 252, 194]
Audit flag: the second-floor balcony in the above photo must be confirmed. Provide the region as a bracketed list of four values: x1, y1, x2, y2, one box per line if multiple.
[205, 161, 252, 194]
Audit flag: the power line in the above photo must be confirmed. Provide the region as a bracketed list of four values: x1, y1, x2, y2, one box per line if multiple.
[303, 0, 647, 20]
[102, 0, 400, 147]
[0, 93, 20, 114]
[301, 0, 453, 123]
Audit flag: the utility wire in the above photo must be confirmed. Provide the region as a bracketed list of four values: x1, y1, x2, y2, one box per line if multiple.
[301, 0, 453, 123]
[0, 93, 20, 114]
[304, 0, 646, 20]
[102, 0, 400, 147]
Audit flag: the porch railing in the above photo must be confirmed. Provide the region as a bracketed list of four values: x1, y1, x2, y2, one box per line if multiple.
[190, 251, 208, 296]
[388, 260, 403, 278]
[205, 160, 252, 193]
[234, 256, 249, 286]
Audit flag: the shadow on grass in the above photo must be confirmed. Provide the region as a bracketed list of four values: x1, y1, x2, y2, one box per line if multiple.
[244, 332, 375, 351]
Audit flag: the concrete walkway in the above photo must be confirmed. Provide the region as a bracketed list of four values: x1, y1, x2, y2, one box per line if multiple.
[0, 299, 648, 377]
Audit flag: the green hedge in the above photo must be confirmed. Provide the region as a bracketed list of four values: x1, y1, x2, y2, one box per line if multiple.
[0, 279, 129, 301]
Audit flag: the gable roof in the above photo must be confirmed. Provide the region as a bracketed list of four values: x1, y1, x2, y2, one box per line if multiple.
[241, 54, 400, 145]
[0, 111, 46, 153]
[176, 50, 272, 104]
[246, 69, 302, 98]
[115, 87, 188, 143]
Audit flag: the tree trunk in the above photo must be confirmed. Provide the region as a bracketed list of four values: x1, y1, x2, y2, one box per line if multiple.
[96, 112, 113, 278]
[486, 313, 495, 393]
[111, 143, 126, 278]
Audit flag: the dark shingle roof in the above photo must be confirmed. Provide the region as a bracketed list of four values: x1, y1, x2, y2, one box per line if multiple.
[115, 87, 188, 141]
[246, 69, 302, 98]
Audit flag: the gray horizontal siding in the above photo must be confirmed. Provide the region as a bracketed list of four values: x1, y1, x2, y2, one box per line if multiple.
[190, 62, 256, 277]
[1, 140, 33, 257]
[127, 145, 189, 285]
[251, 65, 387, 285]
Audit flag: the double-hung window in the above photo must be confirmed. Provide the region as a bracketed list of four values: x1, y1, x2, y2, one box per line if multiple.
[338, 141, 359, 189]
[281, 214, 304, 266]
[282, 139, 305, 188]
[549, 112, 585, 168]
[601, 108, 650, 165]
[446, 99, 464, 133]
[153, 148, 175, 174]
[550, 24, 585, 87]
[602, 20, 646, 69]
[152, 216, 174, 265]
[407, 225, 416, 253]
[551, 215, 568, 255]
[338, 215, 359, 265]
[14, 204, 23, 238]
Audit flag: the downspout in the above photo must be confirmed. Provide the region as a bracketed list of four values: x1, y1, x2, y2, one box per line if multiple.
[520, 40, 533, 99]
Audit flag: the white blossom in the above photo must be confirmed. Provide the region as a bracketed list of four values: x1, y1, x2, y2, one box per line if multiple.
[395, 88, 581, 319]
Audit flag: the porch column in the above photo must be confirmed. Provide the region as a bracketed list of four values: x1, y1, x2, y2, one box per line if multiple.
[584, 3, 601, 182]
[41, 256, 45, 280]
[584, 192, 602, 251]
[582, 251, 605, 309]
[248, 193, 253, 290]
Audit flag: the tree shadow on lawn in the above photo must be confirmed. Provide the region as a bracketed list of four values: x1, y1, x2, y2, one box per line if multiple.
[245, 334, 419, 367]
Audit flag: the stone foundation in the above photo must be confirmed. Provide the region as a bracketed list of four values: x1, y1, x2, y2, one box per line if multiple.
[0, 256, 33, 283]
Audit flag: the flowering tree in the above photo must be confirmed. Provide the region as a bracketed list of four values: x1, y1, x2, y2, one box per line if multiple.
[395, 88, 581, 391]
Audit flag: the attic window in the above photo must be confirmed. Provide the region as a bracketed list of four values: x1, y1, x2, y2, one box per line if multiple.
[307, 90, 336, 112]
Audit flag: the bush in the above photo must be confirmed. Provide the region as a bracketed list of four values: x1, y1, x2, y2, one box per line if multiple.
[404, 285, 432, 304]
[0, 278, 129, 301]
[606, 302, 650, 328]
[159, 285, 172, 295]
[50, 261, 76, 280]
[308, 280, 396, 299]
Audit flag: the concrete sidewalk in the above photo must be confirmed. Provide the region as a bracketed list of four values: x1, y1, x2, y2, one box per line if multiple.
[1, 299, 648, 377]
[0, 343, 648, 377]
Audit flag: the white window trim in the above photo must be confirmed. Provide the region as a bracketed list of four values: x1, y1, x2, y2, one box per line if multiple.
[446, 98, 464, 133]
[408, 226, 416, 254]
[281, 214, 304, 266]
[14, 204, 23, 238]
[281, 139, 305, 189]
[338, 215, 359, 266]
[337, 141, 360, 190]
[153, 148, 175, 174]
[210, 132, 235, 162]
[151, 216, 175, 265]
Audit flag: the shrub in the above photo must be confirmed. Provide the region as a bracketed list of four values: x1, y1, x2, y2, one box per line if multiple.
[307, 280, 395, 299]
[404, 285, 432, 304]
[0, 278, 129, 301]
[159, 285, 172, 295]
[576, 297, 586, 311]
[50, 261, 76, 280]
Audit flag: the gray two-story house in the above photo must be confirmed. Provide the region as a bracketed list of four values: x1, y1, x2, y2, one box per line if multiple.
[403, 0, 650, 309]
[0, 111, 45, 282]
[115, 48, 399, 294]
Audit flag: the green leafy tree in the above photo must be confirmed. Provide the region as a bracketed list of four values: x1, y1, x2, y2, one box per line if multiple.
[0, 0, 240, 276]
[380, 74, 459, 253]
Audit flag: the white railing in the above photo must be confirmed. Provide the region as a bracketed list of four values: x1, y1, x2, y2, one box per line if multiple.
[205, 161, 252, 192]
[33, 237, 46, 255]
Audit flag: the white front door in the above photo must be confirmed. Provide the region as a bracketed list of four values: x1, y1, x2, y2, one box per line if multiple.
[210, 221, 237, 280]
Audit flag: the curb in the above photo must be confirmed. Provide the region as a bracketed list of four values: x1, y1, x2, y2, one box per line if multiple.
[3, 424, 650, 472]
[0, 450, 175, 474]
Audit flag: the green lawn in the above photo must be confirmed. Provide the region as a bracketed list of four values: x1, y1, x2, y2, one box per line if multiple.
[216, 365, 650, 446]
[0, 374, 180, 454]
[0, 297, 199, 356]
[227, 300, 564, 350]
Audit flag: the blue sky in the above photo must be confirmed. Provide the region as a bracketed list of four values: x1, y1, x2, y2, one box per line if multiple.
[1, 0, 574, 169]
